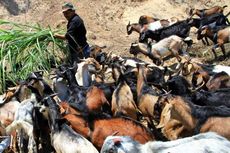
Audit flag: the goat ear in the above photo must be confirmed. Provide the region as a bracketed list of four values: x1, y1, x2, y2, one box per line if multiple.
[187, 63, 193, 74]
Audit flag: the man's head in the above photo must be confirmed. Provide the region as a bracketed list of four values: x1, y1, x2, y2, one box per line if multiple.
[62, 2, 76, 20]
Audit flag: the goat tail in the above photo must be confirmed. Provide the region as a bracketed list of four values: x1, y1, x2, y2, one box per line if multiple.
[223, 5, 228, 9]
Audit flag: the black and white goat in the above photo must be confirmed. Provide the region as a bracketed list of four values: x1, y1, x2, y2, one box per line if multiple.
[41, 96, 99, 153]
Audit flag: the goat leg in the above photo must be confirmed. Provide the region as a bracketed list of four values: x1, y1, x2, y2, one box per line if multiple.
[201, 39, 207, 45]
[212, 44, 218, 59]
[204, 37, 210, 46]
[219, 44, 226, 58]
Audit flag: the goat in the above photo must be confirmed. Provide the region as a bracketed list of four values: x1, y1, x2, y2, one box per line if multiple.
[111, 63, 138, 119]
[190, 12, 229, 45]
[135, 64, 168, 141]
[142, 19, 179, 33]
[166, 75, 191, 95]
[197, 26, 230, 59]
[5, 94, 39, 153]
[0, 83, 33, 152]
[60, 101, 154, 150]
[192, 88, 230, 107]
[189, 5, 228, 18]
[138, 15, 159, 25]
[41, 96, 99, 153]
[130, 35, 189, 65]
[126, 22, 142, 35]
[75, 58, 102, 87]
[139, 19, 193, 43]
[136, 63, 160, 123]
[127, 18, 179, 35]
[164, 95, 230, 139]
[85, 85, 110, 113]
[89, 45, 107, 64]
[25, 71, 54, 98]
[205, 71, 230, 91]
[100, 132, 230, 153]
[61, 113, 154, 150]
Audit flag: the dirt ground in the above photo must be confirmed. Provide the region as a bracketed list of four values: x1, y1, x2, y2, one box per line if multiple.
[0, 0, 230, 65]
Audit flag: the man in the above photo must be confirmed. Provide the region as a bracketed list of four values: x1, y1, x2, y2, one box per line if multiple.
[54, 2, 90, 63]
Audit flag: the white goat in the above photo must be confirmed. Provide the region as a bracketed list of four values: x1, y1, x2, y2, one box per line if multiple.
[75, 58, 101, 86]
[101, 132, 230, 153]
[5, 94, 38, 153]
[130, 35, 190, 65]
[52, 124, 99, 153]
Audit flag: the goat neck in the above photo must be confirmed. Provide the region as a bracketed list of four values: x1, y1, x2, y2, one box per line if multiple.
[136, 64, 148, 98]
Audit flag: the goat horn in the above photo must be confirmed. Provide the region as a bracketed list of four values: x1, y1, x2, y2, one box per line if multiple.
[79, 59, 86, 62]
[50, 93, 58, 97]
[201, 25, 208, 30]
[69, 64, 78, 70]
[190, 80, 205, 92]
[111, 131, 119, 136]
[69, 61, 78, 70]
[107, 50, 113, 58]
[50, 75, 59, 79]
[60, 69, 68, 74]
[162, 89, 172, 95]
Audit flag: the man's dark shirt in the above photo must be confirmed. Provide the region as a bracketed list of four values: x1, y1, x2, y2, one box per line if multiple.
[65, 14, 88, 53]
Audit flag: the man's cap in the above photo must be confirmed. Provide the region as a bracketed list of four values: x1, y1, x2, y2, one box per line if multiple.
[62, 2, 76, 12]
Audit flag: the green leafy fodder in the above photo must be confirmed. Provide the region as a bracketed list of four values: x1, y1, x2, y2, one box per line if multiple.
[0, 20, 67, 94]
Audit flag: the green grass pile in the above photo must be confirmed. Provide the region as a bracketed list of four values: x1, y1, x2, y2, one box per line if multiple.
[0, 20, 67, 94]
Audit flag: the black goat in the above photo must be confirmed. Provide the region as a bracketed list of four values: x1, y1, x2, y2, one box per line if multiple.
[192, 88, 230, 107]
[139, 19, 192, 43]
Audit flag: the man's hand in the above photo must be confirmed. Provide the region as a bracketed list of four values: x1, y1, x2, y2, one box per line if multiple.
[53, 33, 66, 40]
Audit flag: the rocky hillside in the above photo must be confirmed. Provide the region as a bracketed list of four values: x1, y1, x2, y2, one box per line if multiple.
[1, 0, 229, 64]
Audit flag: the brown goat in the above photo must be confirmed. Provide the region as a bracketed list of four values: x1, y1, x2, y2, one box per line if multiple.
[111, 64, 138, 119]
[89, 45, 106, 59]
[198, 26, 230, 59]
[126, 22, 142, 35]
[166, 95, 230, 140]
[200, 117, 230, 140]
[136, 64, 160, 126]
[154, 96, 192, 140]
[206, 72, 230, 91]
[189, 5, 228, 17]
[59, 102, 81, 115]
[86, 86, 110, 113]
[111, 79, 138, 120]
[138, 15, 159, 25]
[62, 114, 154, 150]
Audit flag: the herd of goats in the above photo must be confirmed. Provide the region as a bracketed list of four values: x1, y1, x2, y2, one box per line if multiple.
[0, 4, 230, 153]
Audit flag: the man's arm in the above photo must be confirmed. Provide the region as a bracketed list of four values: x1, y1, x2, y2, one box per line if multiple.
[54, 34, 66, 40]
